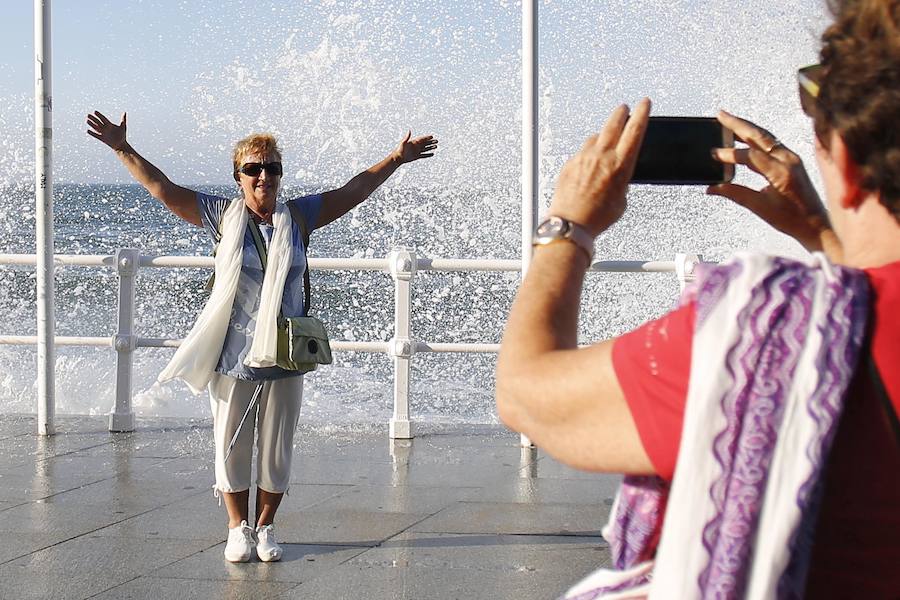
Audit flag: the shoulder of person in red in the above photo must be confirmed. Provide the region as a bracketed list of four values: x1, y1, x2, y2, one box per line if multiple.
[610, 260, 900, 596]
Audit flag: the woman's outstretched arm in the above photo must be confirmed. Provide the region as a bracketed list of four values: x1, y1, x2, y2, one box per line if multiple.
[87, 111, 201, 226]
[315, 131, 438, 229]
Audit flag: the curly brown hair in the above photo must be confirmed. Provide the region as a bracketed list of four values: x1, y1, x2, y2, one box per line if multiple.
[816, 0, 900, 218]
[231, 133, 283, 181]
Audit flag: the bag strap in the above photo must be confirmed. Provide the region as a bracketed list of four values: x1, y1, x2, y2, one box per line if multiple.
[246, 201, 312, 317]
[286, 200, 312, 316]
[206, 201, 313, 316]
[246, 219, 268, 271]
[869, 349, 900, 448]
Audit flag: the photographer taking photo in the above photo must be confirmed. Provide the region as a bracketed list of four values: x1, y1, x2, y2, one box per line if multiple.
[496, 0, 900, 597]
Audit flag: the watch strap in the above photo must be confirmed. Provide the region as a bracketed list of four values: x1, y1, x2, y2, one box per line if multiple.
[565, 222, 595, 263]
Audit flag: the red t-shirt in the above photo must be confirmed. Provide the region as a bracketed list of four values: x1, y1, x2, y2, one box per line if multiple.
[612, 261, 900, 597]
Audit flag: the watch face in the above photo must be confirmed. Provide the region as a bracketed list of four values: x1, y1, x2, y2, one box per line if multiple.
[536, 216, 569, 238]
[533, 216, 594, 262]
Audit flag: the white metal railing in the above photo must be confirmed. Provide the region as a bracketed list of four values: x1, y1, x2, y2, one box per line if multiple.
[0, 250, 700, 438]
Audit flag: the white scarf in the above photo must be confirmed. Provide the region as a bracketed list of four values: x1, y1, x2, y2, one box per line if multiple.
[158, 199, 294, 394]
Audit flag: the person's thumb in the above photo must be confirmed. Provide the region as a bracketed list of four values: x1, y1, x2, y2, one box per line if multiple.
[707, 183, 757, 209]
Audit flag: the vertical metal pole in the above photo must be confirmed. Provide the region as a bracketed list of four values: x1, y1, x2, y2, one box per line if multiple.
[521, 0, 539, 274]
[110, 248, 138, 432]
[519, 0, 538, 448]
[34, 0, 55, 436]
[389, 248, 415, 440]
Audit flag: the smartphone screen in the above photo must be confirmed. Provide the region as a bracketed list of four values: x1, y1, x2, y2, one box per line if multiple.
[630, 117, 734, 185]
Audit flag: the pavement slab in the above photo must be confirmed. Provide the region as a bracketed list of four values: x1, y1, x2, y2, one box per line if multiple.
[0, 473, 75, 503]
[4, 453, 166, 480]
[347, 531, 609, 573]
[0, 415, 33, 440]
[0, 531, 63, 564]
[285, 544, 607, 600]
[90, 576, 299, 600]
[0, 416, 620, 600]
[0, 494, 153, 537]
[92, 577, 297, 600]
[153, 542, 369, 583]
[310, 483, 482, 514]
[0, 535, 215, 600]
[93, 483, 351, 540]
[410, 501, 609, 536]
[264, 507, 430, 546]
[285, 565, 565, 600]
[462, 476, 620, 506]
[52, 458, 214, 509]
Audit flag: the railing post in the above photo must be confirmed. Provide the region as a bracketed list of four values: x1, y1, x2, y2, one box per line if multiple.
[388, 248, 415, 440]
[109, 248, 138, 432]
[675, 253, 701, 292]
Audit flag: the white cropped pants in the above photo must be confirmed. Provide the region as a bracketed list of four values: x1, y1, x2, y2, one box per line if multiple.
[209, 373, 303, 494]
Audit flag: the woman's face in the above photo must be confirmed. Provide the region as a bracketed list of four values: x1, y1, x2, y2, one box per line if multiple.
[237, 152, 282, 217]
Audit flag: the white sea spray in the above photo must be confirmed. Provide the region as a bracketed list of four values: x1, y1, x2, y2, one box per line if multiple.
[0, 0, 830, 421]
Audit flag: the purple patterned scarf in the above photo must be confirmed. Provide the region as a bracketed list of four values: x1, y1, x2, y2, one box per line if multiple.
[563, 254, 870, 600]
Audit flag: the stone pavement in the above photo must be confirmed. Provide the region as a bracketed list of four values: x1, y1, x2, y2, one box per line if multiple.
[0, 415, 621, 600]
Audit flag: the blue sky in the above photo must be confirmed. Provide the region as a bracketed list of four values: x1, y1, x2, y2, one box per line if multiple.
[1, 1, 828, 187]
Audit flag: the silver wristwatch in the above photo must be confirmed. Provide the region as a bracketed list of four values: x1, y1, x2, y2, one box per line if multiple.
[532, 216, 595, 264]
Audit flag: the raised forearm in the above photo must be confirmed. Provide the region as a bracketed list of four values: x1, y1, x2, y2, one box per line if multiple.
[496, 244, 598, 441]
[497, 243, 587, 393]
[344, 152, 402, 205]
[317, 151, 402, 228]
[505, 245, 585, 351]
[113, 142, 175, 199]
[87, 111, 199, 225]
[109, 142, 200, 225]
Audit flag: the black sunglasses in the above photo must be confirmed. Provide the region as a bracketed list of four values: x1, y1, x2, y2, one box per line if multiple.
[237, 161, 283, 178]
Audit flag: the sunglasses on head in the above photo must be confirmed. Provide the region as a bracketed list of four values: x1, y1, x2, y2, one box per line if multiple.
[237, 161, 283, 178]
[798, 63, 823, 118]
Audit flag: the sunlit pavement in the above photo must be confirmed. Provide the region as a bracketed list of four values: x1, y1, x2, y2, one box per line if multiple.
[0, 416, 619, 600]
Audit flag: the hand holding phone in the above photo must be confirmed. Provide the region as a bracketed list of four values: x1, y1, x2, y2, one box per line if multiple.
[548, 100, 651, 236]
[630, 117, 735, 185]
[707, 111, 836, 256]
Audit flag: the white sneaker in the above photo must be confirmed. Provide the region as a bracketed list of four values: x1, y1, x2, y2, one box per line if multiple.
[256, 524, 283, 562]
[224, 520, 256, 562]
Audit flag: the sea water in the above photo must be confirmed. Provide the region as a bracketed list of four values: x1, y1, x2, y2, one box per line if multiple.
[0, 179, 798, 422]
[0, 0, 829, 422]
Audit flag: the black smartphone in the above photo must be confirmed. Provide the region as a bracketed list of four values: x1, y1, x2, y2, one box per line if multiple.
[630, 116, 734, 185]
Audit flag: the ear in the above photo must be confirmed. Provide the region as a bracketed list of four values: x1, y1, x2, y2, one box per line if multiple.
[828, 130, 865, 209]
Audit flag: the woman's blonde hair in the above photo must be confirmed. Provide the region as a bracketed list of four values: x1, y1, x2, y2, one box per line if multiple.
[231, 133, 283, 181]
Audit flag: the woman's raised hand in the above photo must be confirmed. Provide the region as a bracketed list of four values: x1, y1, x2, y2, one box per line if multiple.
[708, 111, 835, 253]
[393, 131, 438, 164]
[548, 98, 651, 236]
[87, 111, 128, 152]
